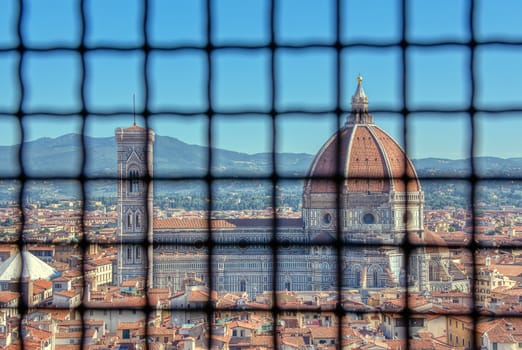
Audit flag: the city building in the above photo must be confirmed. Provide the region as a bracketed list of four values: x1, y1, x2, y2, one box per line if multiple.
[116, 76, 467, 296]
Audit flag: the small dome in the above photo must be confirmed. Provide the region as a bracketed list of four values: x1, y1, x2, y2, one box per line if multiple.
[303, 76, 421, 195]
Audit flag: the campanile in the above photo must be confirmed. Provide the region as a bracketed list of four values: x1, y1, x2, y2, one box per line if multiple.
[115, 124, 155, 284]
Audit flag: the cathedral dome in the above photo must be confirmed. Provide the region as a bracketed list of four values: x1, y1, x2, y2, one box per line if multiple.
[303, 76, 421, 196]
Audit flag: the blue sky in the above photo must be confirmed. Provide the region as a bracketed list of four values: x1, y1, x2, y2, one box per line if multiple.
[1, 0, 522, 159]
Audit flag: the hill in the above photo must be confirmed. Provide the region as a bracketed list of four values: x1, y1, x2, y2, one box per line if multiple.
[1, 134, 521, 209]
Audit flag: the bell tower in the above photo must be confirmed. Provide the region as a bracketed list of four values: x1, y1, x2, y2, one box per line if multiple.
[115, 124, 155, 285]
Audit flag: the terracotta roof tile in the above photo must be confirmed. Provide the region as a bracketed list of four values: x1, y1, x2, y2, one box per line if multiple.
[304, 124, 421, 195]
[310, 326, 338, 339]
[494, 265, 522, 277]
[154, 218, 236, 229]
[226, 218, 302, 228]
[33, 279, 52, 289]
[0, 291, 19, 303]
[122, 125, 146, 131]
[228, 321, 256, 330]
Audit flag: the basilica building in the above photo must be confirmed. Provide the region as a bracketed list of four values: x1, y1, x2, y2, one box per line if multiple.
[115, 77, 467, 296]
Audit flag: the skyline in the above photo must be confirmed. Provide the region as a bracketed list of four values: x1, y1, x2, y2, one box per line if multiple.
[3, 116, 522, 162]
[1, 3, 522, 349]
[2, 108, 522, 160]
[1, 0, 522, 159]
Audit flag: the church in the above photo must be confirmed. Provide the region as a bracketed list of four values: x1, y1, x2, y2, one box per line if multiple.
[114, 76, 465, 296]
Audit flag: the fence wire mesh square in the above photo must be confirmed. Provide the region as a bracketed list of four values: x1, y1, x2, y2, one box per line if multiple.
[1, 0, 522, 349]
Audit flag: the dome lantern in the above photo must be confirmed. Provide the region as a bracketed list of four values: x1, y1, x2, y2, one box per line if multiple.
[346, 74, 373, 125]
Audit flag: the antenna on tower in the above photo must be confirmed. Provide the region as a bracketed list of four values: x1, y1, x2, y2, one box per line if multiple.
[133, 94, 136, 126]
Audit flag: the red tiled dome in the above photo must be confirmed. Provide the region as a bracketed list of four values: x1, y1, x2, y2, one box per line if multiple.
[303, 76, 421, 195]
[303, 124, 420, 194]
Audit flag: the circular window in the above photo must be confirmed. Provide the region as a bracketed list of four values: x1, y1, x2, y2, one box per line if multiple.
[322, 213, 332, 225]
[363, 213, 375, 224]
[238, 239, 248, 249]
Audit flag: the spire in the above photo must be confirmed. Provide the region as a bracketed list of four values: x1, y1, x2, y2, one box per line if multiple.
[346, 74, 373, 125]
[133, 94, 136, 126]
[117, 94, 147, 132]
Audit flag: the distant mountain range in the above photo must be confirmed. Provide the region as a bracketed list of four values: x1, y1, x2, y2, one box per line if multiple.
[1, 134, 522, 207]
[0, 134, 312, 178]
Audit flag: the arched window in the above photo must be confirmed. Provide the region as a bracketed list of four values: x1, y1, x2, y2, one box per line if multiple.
[127, 246, 132, 260]
[284, 280, 291, 291]
[240, 280, 246, 292]
[135, 246, 141, 260]
[355, 269, 361, 287]
[135, 212, 141, 228]
[129, 168, 139, 192]
[127, 212, 133, 229]
[348, 265, 362, 288]
[429, 260, 440, 281]
[373, 269, 379, 287]
[367, 265, 383, 288]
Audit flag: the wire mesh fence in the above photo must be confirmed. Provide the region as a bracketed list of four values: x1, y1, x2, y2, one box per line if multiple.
[1, 0, 522, 349]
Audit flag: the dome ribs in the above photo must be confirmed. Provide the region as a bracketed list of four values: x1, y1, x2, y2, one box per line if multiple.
[346, 126, 389, 193]
[372, 127, 421, 193]
[303, 124, 422, 197]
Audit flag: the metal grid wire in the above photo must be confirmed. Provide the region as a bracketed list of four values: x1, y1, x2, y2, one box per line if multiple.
[0, 0, 522, 349]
